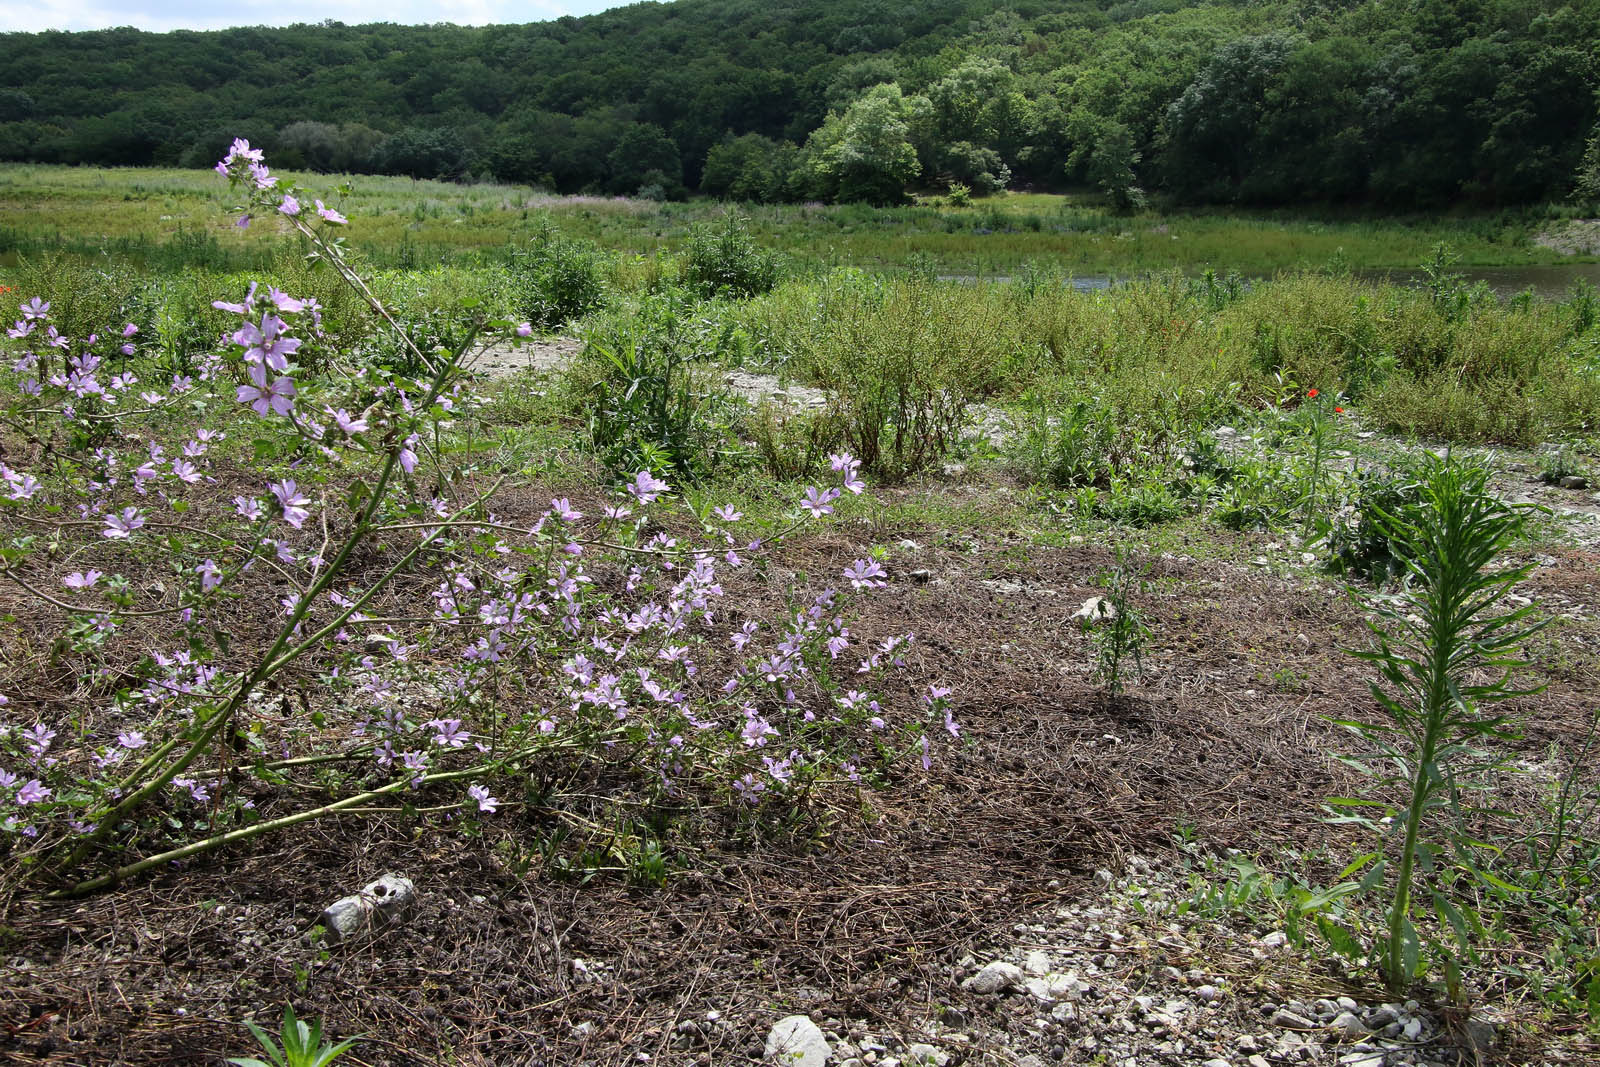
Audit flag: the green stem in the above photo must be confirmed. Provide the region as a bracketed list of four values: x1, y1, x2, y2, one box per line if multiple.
[55, 763, 487, 898]
[1385, 741, 1433, 991]
[53, 329, 473, 877]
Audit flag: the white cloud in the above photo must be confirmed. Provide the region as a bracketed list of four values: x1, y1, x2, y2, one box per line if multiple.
[0, 0, 601, 33]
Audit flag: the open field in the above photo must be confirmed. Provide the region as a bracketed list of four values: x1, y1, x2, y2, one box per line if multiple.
[3, 164, 1596, 277]
[2, 164, 1600, 1066]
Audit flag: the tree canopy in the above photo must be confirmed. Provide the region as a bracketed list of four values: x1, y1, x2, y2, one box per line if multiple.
[2, 0, 1598, 209]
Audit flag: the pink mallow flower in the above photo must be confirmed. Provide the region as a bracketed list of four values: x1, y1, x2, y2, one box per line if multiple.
[102, 507, 145, 539]
[269, 480, 311, 528]
[236, 364, 296, 417]
[467, 784, 499, 813]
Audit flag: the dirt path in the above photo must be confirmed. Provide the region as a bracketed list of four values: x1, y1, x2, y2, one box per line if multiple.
[469, 337, 830, 409]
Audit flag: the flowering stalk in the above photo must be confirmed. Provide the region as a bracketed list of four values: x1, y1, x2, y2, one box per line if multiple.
[0, 144, 958, 895]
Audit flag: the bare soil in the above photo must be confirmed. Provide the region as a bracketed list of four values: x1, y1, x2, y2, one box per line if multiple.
[3, 482, 1597, 1066]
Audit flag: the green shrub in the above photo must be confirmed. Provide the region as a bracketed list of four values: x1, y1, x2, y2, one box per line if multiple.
[747, 273, 1017, 479]
[576, 290, 738, 480]
[745, 402, 845, 481]
[509, 220, 608, 328]
[1012, 390, 1127, 490]
[681, 213, 782, 299]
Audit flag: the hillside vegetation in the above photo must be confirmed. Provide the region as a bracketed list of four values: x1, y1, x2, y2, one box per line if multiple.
[3, 0, 1599, 208]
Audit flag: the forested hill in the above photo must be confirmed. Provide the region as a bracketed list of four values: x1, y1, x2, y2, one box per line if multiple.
[3, 0, 1599, 209]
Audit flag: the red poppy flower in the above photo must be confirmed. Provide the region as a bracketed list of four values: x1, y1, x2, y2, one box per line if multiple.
[1306, 388, 1319, 399]
[1334, 406, 1345, 414]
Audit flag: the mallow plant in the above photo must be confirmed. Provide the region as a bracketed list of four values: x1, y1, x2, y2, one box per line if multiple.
[0, 141, 957, 896]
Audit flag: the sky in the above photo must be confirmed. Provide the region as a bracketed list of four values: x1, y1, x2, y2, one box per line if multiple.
[0, 0, 629, 33]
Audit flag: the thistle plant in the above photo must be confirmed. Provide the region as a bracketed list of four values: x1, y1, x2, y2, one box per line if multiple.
[1333, 453, 1544, 991]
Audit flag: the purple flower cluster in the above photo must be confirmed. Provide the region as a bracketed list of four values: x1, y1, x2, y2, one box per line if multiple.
[0, 141, 960, 862]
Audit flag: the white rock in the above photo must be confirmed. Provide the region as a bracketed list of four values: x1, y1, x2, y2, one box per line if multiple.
[1202, 1060, 1232, 1067]
[1073, 596, 1117, 622]
[317, 873, 415, 946]
[1330, 1012, 1368, 1041]
[765, 1015, 831, 1066]
[1258, 931, 1288, 948]
[1024, 949, 1052, 975]
[1024, 977, 1060, 1003]
[962, 961, 1024, 994]
[904, 1044, 948, 1066]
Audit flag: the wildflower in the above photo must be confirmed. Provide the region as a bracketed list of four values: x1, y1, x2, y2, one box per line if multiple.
[740, 716, 777, 748]
[234, 495, 264, 521]
[236, 364, 296, 416]
[515, 322, 533, 337]
[102, 506, 145, 539]
[831, 452, 865, 494]
[268, 479, 311, 529]
[23, 724, 55, 757]
[4, 470, 40, 501]
[425, 718, 470, 747]
[733, 774, 765, 804]
[196, 559, 222, 592]
[278, 194, 301, 216]
[329, 408, 369, 435]
[20, 297, 49, 320]
[843, 558, 888, 591]
[712, 504, 742, 522]
[730, 620, 759, 651]
[118, 730, 148, 750]
[16, 780, 50, 805]
[467, 784, 499, 813]
[800, 485, 840, 518]
[1306, 388, 1319, 399]
[62, 570, 104, 590]
[626, 470, 670, 505]
[267, 288, 305, 314]
[550, 497, 583, 522]
[314, 200, 347, 225]
[172, 459, 201, 484]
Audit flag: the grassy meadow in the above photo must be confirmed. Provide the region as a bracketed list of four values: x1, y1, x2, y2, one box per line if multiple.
[2, 163, 1592, 277]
